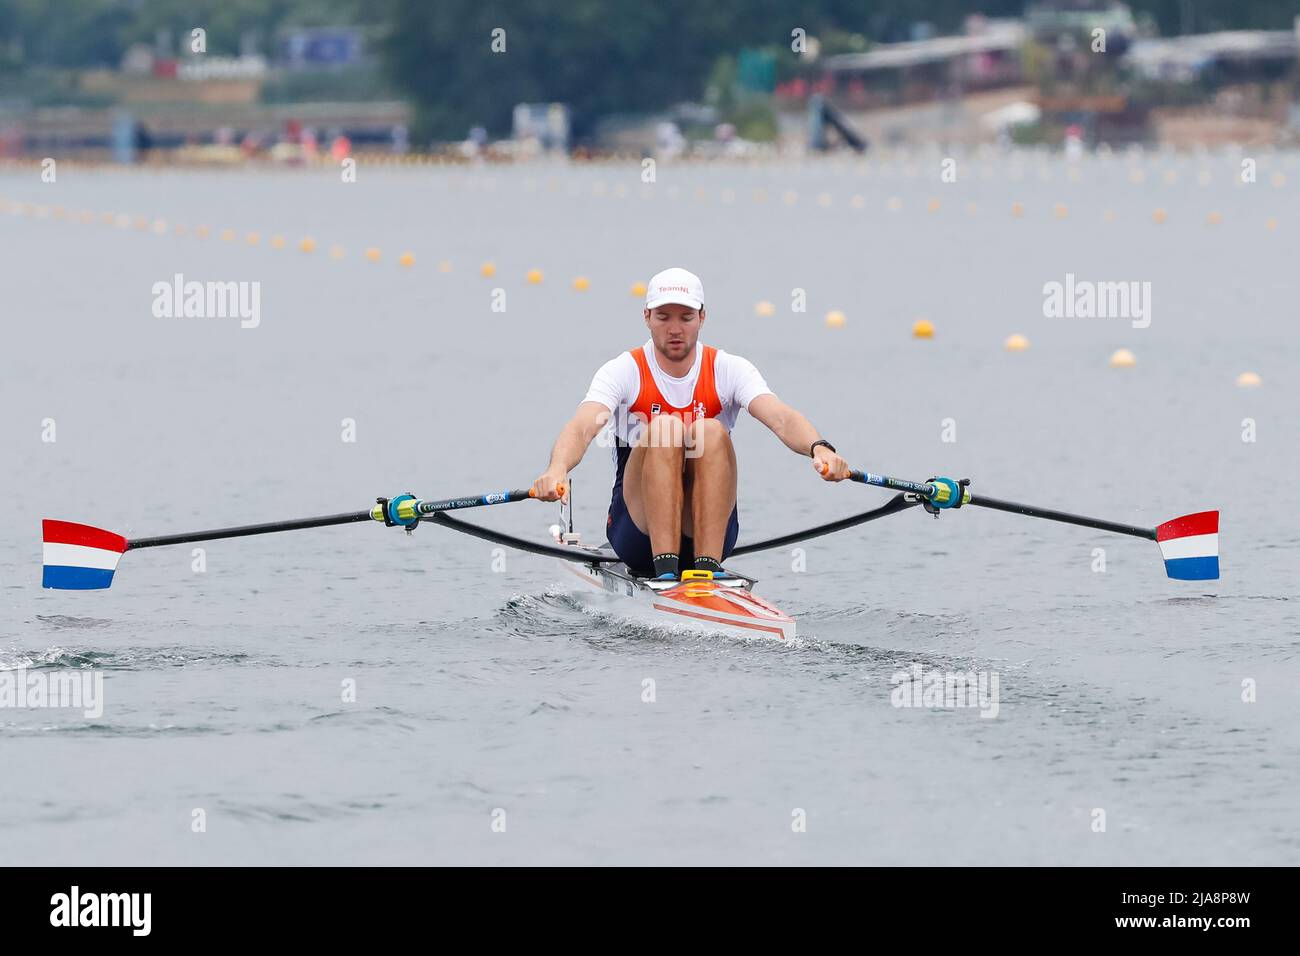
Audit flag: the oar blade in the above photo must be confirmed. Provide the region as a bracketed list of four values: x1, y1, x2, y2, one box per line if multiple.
[1156, 511, 1219, 581]
[41, 520, 128, 590]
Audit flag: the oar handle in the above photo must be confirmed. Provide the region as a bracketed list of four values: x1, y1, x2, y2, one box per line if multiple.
[820, 462, 960, 505]
[372, 483, 566, 525]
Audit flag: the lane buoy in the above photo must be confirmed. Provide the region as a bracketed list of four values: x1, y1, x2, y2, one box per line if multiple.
[1236, 371, 1262, 387]
[1004, 333, 1030, 352]
[1109, 348, 1136, 368]
[825, 310, 846, 328]
[755, 301, 775, 317]
[912, 318, 935, 339]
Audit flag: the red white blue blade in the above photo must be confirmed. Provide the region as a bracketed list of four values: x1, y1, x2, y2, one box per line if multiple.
[1156, 511, 1219, 581]
[42, 520, 128, 590]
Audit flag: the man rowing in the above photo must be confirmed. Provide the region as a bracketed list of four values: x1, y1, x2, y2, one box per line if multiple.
[531, 267, 852, 581]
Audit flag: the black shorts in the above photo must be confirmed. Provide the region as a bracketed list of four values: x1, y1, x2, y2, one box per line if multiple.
[606, 484, 739, 577]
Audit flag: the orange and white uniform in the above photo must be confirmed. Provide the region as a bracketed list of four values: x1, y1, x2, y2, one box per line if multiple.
[582, 340, 773, 460]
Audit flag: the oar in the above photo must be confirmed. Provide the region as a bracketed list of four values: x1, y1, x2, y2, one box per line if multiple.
[40, 484, 563, 590]
[825, 464, 1219, 580]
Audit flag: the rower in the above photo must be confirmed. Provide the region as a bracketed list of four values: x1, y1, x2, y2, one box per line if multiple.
[531, 267, 852, 580]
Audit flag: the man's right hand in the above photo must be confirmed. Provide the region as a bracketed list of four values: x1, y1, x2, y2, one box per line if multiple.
[531, 469, 568, 502]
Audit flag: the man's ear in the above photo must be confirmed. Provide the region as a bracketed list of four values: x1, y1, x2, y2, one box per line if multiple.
[643, 308, 651, 328]
[698, 307, 706, 325]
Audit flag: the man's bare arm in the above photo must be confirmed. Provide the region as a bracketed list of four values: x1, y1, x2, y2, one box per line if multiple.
[747, 393, 850, 480]
[531, 401, 611, 500]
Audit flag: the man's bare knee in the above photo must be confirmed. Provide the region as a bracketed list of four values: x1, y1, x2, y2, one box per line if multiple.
[687, 417, 730, 458]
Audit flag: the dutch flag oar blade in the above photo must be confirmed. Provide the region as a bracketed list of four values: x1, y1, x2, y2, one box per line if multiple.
[1156, 511, 1219, 580]
[42, 520, 128, 590]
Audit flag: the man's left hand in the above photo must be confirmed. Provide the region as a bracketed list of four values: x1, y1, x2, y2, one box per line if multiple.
[813, 446, 850, 481]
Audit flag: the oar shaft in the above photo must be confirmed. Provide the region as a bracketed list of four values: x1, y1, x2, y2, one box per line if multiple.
[417, 489, 536, 515]
[126, 483, 559, 551]
[966, 495, 1156, 540]
[128, 511, 372, 550]
[846, 470, 936, 498]
[844, 468, 1156, 540]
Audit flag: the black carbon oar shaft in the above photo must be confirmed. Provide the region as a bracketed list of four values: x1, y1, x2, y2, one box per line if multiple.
[966, 495, 1156, 540]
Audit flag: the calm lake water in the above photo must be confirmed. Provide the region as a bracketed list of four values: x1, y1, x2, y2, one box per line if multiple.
[1, 151, 1297, 864]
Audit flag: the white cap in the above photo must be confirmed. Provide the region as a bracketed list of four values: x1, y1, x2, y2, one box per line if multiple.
[645, 267, 704, 310]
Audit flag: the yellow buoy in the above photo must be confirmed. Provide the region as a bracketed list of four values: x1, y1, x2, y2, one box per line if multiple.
[172, 222, 187, 236]
[886, 196, 903, 212]
[1266, 217, 1278, 231]
[299, 236, 315, 253]
[1011, 201, 1024, 217]
[1151, 208, 1167, 224]
[220, 228, 235, 242]
[399, 252, 415, 268]
[1053, 202, 1068, 219]
[329, 244, 345, 259]
[246, 232, 261, 245]
[572, 276, 590, 291]
[1206, 212, 1222, 226]
[1104, 209, 1117, 222]
[912, 318, 935, 339]
[270, 235, 285, 249]
[526, 268, 543, 284]
[152, 219, 168, 235]
[365, 247, 381, 263]
[825, 310, 846, 328]
[1109, 348, 1136, 368]
[1236, 371, 1262, 387]
[438, 260, 453, 273]
[630, 281, 647, 297]
[480, 261, 496, 278]
[1004, 333, 1030, 352]
[926, 197, 941, 213]
[755, 301, 775, 317]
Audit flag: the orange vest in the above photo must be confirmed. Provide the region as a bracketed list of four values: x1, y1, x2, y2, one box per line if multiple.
[627, 344, 723, 427]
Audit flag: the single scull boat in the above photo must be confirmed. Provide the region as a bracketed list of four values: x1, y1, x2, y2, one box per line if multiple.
[39, 469, 1219, 640]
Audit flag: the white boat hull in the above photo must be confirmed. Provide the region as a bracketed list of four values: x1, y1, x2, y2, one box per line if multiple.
[558, 558, 796, 640]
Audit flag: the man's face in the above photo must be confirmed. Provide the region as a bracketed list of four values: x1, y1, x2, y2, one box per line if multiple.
[644, 303, 704, 362]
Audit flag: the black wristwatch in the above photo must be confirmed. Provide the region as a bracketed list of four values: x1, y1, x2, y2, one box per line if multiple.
[809, 439, 836, 458]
